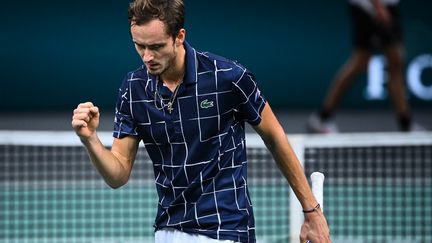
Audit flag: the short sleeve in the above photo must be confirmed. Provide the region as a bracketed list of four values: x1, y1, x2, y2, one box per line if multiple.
[113, 74, 138, 138]
[232, 69, 267, 126]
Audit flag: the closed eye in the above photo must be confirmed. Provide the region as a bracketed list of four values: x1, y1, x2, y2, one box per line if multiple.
[134, 42, 165, 51]
[148, 44, 165, 51]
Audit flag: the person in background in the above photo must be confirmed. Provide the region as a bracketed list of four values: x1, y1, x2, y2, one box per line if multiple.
[72, 0, 331, 242]
[307, 0, 424, 133]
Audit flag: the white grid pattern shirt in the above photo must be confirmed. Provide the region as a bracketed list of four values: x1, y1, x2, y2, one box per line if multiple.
[113, 42, 266, 243]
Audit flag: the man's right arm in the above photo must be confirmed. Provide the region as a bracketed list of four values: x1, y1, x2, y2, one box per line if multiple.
[72, 102, 139, 188]
[372, 0, 392, 25]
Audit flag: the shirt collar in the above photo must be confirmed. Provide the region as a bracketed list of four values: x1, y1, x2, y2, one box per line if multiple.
[183, 41, 198, 85]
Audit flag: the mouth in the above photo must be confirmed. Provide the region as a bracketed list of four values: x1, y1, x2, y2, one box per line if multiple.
[146, 63, 160, 70]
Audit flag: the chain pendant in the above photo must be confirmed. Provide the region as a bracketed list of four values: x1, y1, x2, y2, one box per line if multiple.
[167, 102, 174, 114]
[154, 78, 181, 114]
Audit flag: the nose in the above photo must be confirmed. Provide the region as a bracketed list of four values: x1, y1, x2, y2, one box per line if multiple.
[142, 49, 154, 63]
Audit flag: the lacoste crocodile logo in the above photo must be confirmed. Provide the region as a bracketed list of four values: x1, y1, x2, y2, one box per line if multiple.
[200, 99, 214, 109]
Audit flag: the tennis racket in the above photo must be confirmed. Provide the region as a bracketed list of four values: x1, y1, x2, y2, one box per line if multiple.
[306, 172, 325, 243]
[311, 172, 325, 211]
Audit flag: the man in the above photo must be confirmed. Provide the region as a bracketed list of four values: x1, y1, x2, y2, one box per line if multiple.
[307, 0, 424, 133]
[72, 0, 330, 242]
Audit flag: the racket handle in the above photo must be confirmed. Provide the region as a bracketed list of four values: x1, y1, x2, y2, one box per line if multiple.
[311, 172, 325, 211]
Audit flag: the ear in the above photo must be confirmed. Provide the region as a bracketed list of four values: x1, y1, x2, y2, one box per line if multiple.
[175, 28, 186, 46]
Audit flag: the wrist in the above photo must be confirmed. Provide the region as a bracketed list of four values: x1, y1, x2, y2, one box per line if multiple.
[79, 132, 99, 145]
[302, 203, 320, 214]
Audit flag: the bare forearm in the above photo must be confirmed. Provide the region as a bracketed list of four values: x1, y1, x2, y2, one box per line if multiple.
[263, 134, 317, 209]
[254, 104, 317, 209]
[372, 0, 391, 24]
[72, 103, 135, 188]
[255, 104, 330, 242]
[371, 0, 385, 10]
[81, 134, 130, 188]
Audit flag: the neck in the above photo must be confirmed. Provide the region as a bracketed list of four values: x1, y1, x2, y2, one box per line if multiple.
[161, 45, 186, 90]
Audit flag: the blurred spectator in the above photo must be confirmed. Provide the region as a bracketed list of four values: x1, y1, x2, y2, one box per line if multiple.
[307, 0, 425, 133]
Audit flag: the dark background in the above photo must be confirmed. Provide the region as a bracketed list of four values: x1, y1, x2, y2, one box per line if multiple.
[1, 0, 431, 112]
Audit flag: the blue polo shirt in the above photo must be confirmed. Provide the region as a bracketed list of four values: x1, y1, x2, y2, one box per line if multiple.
[113, 41, 266, 242]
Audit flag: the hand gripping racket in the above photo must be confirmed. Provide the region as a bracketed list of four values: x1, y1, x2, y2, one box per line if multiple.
[306, 172, 325, 243]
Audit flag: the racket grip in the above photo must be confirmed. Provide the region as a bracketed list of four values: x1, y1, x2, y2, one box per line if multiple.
[311, 172, 325, 211]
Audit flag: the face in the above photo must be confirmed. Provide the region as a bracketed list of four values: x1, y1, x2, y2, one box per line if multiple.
[130, 19, 185, 76]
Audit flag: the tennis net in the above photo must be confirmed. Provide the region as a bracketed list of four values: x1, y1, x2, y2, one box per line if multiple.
[292, 132, 432, 243]
[1, 131, 431, 243]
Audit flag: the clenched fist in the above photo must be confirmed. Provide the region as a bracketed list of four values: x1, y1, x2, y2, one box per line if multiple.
[71, 102, 100, 139]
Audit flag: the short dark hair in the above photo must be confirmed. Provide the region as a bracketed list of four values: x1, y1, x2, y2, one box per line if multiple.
[128, 0, 184, 39]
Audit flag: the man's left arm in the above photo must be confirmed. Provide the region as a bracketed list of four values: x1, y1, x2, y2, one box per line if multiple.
[253, 102, 331, 243]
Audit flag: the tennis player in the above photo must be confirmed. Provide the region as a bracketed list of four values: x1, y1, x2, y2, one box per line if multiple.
[72, 0, 330, 242]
